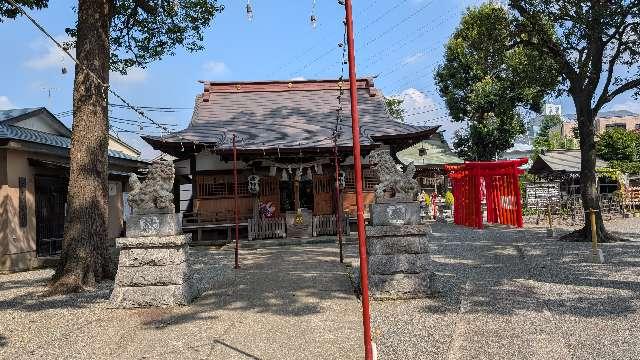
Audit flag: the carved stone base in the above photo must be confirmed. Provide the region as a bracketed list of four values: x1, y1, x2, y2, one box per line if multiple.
[111, 234, 193, 308]
[364, 225, 435, 300]
[126, 213, 182, 238]
[369, 202, 421, 226]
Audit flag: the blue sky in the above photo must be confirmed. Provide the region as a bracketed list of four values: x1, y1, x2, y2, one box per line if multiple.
[0, 0, 638, 159]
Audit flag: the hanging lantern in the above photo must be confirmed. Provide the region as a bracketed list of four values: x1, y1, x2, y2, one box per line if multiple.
[418, 144, 427, 157]
[315, 163, 323, 175]
[306, 167, 313, 179]
[269, 166, 277, 177]
[246, 0, 254, 21]
[281, 169, 289, 181]
[248, 175, 260, 194]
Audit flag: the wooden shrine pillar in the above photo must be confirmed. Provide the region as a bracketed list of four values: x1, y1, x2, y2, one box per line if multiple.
[294, 178, 301, 210]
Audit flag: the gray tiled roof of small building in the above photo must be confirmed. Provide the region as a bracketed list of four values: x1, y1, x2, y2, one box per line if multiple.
[536, 150, 608, 172]
[0, 107, 42, 122]
[0, 122, 140, 161]
[150, 88, 436, 149]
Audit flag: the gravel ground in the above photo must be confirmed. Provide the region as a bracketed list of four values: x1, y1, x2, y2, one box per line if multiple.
[2, 218, 638, 360]
[0, 245, 362, 360]
[345, 218, 640, 360]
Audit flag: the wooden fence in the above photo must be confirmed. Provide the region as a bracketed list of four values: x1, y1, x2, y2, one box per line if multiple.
[248, 217, 286, 241]
[312, 214, 350, 237]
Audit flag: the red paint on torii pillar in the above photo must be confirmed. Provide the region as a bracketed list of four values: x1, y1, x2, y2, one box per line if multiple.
[444, 158, 528, 229]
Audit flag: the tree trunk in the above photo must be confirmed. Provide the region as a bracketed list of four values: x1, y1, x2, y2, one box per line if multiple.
[47, 0, 113, 294]
[559, 99, 622, 243]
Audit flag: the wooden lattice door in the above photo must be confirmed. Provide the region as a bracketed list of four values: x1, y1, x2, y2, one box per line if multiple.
[313, 175, 334, 215]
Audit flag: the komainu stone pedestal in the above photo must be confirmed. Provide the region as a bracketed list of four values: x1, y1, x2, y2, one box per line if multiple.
[111, 159, 195, 308]
[111, 231, 194, 308]
[365, 225, 435, 300]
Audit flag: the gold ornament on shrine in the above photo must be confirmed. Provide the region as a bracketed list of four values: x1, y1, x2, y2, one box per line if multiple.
[294, 209, 304, 225]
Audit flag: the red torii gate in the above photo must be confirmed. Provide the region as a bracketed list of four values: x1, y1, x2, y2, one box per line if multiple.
[444, 158, 528, 229]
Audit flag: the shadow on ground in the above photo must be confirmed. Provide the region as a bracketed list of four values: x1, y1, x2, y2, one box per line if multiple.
[137, 245, 355, 329]
[420, 222, 640, 318]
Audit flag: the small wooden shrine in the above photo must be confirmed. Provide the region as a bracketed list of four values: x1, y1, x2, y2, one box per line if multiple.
[143, 78, 439, 241]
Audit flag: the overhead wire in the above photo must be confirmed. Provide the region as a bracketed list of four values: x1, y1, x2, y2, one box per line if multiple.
[3, 0, 217, 151]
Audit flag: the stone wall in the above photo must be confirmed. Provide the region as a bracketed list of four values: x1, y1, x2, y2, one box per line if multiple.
[365, 225, 434, 300]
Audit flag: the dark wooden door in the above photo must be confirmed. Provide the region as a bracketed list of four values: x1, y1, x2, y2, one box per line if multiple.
[35, 176, 67, 257]
[313, 175, 334, 215]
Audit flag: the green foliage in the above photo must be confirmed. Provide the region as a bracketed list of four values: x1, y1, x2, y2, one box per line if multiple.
[0, 0, 48, 20]
[452, 114, 526, 160]
[385, 97, 405, 122]
[532, 115, 578, 157]
[596, 128, 640, 163]
[609, 160, 640, 175]
[75, 1, 224, 74]
[435, 3, 560, 161]
[533, 115, 562, 148]
[596, 167, 623, 182]
[444, 191, 455, 206]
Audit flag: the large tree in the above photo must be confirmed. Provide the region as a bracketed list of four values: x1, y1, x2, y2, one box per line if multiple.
[509, 0, 640, 242]
[2, 0, 223, 293]
[435, 3, 560, 160]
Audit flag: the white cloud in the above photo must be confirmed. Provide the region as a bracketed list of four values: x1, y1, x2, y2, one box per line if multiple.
[395, 88, 463, 142]
[202, 61, 230, 76]
[290, 77, 306, 81]
[397, 88, 437, 108]
[110, 67, 148, 85]
[402, 52, 424, 65]
[25, 36, 75, 70]
[0, 96, 15, 110]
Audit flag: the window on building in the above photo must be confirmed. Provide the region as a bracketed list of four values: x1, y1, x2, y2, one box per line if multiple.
[635, 123, 640, 131]
[605, 123, 627, 130]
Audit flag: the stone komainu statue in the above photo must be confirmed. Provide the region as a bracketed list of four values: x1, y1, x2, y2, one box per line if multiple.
[368, 149, 419, 202]
[128, 159, 175, 214]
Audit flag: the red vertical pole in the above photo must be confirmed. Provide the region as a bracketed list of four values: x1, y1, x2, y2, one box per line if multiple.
[506, 175, 514, 226]
[503, 175, 510, 225]
[334, 143, 344, 263]
[486, 176, 494, 223]
[473, 167, 483, 229]
[514, 170, 524, 228]
[233, 134, 240, 269]
[344, 1, 373, 358]
[493, 176, 500, 223]
[497, 176, 504, 225]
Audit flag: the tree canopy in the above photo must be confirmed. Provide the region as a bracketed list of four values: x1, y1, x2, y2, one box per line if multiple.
[508, 0, 640, 242]
[435, 3, 560, 160]
[532, 114, 577, 156]
[385, 97, 405, 122]
[596, 127, 640, 162]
